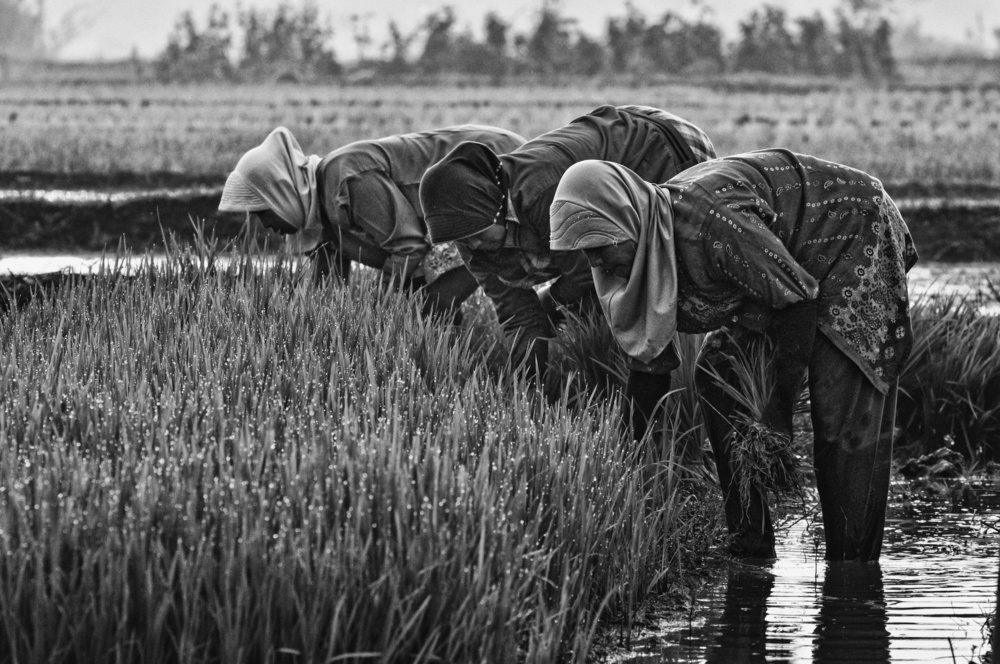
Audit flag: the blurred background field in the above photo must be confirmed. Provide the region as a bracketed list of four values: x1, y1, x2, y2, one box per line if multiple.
[1, 80, 999, 185]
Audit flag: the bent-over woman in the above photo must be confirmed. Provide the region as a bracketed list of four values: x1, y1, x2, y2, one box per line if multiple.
[549, 151, 917, 562]
[219, 125, 525, 315]
[418, 105, 716, 386]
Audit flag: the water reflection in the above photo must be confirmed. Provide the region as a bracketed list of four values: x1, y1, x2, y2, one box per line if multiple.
[814, 563, 889, 663]
[703, 565, 775, 664]
[611, 486, 999, 663]
[697, 561, 891, 664]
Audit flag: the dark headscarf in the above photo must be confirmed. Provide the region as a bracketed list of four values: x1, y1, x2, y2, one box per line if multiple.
[419, 141, 509, 243]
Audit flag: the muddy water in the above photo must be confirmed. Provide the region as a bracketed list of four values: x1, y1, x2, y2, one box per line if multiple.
[610, 483, 1000, 664]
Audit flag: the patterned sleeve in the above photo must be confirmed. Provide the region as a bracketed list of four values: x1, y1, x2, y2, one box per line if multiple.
[701, 200, 819, 309]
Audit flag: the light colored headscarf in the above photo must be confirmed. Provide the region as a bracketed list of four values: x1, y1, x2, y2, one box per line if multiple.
[549, 160, 678, 364]
[219, 127, 323, 250]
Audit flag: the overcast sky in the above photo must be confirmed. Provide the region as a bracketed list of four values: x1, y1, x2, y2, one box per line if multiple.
[45, 0, 1000, 61]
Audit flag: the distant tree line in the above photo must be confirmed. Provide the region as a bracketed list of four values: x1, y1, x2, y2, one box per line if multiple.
[155, 3, 339, 82]
[155, 0, 902, 83]
[0, 0, 44, 78]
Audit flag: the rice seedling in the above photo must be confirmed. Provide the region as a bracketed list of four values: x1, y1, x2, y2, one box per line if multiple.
[0, 236, 719, 662]
[897, 288, 1000, 459]
[695, 333, 809, 513]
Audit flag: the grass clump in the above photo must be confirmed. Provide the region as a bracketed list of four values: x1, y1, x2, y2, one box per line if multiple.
[0, 239, 717, 662]
[696, 333, 807, 512]
[729, 421, 803, 505]
[897, 286, 1000, 460]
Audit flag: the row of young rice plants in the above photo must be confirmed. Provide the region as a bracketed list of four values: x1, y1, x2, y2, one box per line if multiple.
[2, 82, 999, 184]
[0, 239, 720, 663]
[896, 285, 1000, 460]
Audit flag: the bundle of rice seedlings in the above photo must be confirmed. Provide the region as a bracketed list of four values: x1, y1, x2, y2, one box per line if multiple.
[700, 332, 808, 512]
[729, 419, 803, 507]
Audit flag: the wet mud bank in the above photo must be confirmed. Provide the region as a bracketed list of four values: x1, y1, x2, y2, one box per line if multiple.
[0, 172, 1000, 261]
[1, 173, 1000, 258]
[0, 171, 242, 251]
[2, 174, 999, 312]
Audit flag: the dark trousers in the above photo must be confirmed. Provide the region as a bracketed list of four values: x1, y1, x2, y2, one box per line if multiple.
[695, 330, 896, 561]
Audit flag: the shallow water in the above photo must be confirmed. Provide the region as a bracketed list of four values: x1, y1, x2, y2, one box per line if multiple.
[609, 483, 1000, 664]
[0, 186, 221, 205]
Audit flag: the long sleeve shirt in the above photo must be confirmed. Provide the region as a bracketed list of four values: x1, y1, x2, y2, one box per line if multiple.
[317, 125, 525, 279]
[665, 149, 918, 391]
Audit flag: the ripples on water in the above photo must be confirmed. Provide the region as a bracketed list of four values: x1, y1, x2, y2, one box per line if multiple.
[612, 483, 1000, 664]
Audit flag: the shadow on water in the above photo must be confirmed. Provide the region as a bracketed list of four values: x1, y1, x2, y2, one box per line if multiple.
[612, 483, 1000, 663]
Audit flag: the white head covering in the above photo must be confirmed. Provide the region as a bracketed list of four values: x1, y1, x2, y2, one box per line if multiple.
[219, 127, 323, 250]
[550, 160, 678, 364]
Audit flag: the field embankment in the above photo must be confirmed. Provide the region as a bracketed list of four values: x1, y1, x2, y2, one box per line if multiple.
[3, 173, 998, 261]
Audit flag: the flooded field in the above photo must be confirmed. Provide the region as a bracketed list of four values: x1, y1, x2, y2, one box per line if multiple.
[609, 482, 1000, 664]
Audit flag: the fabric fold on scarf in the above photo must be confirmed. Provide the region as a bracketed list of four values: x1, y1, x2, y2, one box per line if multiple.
[550, 159, 678, 364]
[419, 141, 507, 243]
[219, 126, 323, 250]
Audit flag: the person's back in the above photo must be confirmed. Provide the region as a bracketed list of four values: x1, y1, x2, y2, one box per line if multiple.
[420, 105, 716, 386]
[320, 125, 526, 234]
[315, 125, 524, 282]
[663, 148, 918, 390]
[502, 105, 715, 245]
[219, 124, 525, 319]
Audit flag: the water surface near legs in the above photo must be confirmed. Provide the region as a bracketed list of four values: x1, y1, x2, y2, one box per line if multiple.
[612, 484, 999, 663]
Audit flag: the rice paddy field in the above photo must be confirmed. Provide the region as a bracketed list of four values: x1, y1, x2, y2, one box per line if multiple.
[0, 241, 724, 662]
[1, 79, 1000, 662]
[1, 80, 999, 186]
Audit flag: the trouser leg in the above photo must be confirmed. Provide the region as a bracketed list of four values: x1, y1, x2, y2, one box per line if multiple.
[695, 330, 775, 557]
[809, 333, 895, 562]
